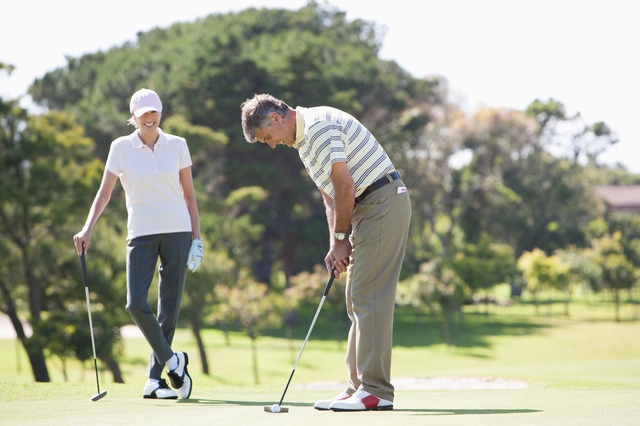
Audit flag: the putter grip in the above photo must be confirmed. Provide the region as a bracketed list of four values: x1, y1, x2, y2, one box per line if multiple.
[80, 245, 89, 288]
[323, 270, 336, 297]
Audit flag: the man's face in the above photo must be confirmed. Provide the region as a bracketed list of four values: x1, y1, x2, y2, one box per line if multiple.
[254, 113, 295, 149]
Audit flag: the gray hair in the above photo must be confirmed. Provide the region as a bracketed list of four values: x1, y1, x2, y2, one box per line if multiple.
[241, 94, 291, 143]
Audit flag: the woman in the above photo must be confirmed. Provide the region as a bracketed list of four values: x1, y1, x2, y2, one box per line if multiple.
[73, 88, 203, 400]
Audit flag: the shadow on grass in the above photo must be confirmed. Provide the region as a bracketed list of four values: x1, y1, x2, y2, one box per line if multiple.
[397, 408, 543, 416]
[391, 310, 551, 350]
[178, 399, 542, 416]
[216, 305, 552, 352]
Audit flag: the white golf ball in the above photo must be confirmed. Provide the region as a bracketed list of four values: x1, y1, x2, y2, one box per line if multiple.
[271, 404, 281, 413]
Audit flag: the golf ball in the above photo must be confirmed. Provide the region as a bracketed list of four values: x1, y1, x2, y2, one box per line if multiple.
[271, 404, 281, 413]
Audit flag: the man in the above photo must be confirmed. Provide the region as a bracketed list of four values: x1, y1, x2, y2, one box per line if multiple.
[240, 94, 411, 412]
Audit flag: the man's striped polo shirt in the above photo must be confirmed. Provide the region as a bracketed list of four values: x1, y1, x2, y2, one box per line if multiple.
[294, 106, 395, 198]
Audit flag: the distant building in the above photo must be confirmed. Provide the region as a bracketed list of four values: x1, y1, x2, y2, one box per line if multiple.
[594, 185, 640, 214]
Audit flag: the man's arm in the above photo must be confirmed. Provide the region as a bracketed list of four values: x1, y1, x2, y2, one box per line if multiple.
[322, 161, 355, 277]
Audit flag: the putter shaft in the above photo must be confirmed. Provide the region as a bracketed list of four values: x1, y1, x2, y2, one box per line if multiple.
[80, 245, 106, 401]
[277, 271, 335, 407]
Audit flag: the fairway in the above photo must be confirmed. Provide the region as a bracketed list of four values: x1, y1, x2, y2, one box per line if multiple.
[2, 296, 639, 425]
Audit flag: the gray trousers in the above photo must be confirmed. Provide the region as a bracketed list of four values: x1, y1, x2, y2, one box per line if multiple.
[344, 176, 411, 402]
[126, 232, 191, 380]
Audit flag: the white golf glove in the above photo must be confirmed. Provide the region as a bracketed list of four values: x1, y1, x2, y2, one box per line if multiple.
[187, 238, 204, 273]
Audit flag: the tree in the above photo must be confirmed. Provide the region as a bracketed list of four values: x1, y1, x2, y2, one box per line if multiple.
[451, 106, 598, 257]
[208, 274, 284, 384]
[526, 98, 619, 166]
[449, 233, 517, 315]
[181, 248, 235, 375]
[386, 86, 464, 273]
[179, 184, 266, 374]
[287, 264, 347, 346]
[518, 248, 575, 316]
[580, 232, 637, 322]
[518, 248, 552, 315]
[396, 260, 467, 346]
[0, 93, 104, 381]
[553, 248, 583, 316]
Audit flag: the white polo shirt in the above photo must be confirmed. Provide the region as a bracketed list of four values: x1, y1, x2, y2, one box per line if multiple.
[105, 129, 193, 240]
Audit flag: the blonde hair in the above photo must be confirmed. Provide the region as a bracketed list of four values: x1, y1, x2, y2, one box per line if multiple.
[127, 115, 138, 128]
[127, 112, 161, 128]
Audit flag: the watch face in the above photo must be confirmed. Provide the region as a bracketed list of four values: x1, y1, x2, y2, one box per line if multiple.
[335, 233, 346, 241]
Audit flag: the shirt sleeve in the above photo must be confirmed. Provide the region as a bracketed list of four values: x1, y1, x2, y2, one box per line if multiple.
[316, 122, 347, 178]
[179, 138, 193, 170]
[104, 140, 122, 176]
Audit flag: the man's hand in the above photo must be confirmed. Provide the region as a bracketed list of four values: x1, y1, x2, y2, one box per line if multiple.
[187, 238, 204, 273]
[325, 239, 352, 279]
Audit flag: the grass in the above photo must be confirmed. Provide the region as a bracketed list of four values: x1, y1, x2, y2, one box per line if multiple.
[1, 291, 639, 424]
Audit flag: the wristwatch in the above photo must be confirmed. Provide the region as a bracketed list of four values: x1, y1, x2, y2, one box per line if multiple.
[334, 232, 347, 241]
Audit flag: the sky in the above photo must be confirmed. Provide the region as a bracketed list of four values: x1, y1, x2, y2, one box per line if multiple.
[2, 0, 639, 171]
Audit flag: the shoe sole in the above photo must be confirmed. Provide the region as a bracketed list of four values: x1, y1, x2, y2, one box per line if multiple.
[331, 405, 393, 412]
[143, 395, 178, 400]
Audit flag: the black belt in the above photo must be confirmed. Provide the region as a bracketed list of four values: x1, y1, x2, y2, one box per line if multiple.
[355, 171, 401, 204]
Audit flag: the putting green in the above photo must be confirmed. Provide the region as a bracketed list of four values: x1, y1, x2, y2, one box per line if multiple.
[2, 383, 638, 425]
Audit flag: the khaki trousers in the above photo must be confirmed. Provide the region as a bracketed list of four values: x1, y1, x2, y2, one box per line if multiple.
[344, 177, 411, 402]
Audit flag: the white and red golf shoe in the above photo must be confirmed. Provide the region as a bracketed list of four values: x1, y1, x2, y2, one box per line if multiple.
[329, 387, 393, 411]
[314, 390, 352, 410]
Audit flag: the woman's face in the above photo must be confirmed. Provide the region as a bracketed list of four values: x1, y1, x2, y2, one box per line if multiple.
[135, 110, 161, 134]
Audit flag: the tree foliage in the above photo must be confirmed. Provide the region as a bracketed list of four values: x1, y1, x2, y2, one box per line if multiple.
[0, 97, 110, 381]
[29, 2, 444, 283]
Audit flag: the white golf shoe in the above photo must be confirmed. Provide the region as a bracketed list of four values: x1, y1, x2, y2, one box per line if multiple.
[143, 378, 178, 399]
[167, 351, 192, 399]
[329, 387, 393, 411]
[314, 390, 352, 410]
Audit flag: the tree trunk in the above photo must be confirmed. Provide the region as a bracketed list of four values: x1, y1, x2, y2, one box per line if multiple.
[457, 305, 466, 330]
[442, 307, 452, 346]
[285, 324, 295, 363]
[0, 280, 50, 382]
[190, 310, 209, 375]
[221, 322, 230, 346]
[24, 345, 50, 382]
[614, 289, 620, 322]
[99, 354, 124, 383]
[251, 337, 259, 385]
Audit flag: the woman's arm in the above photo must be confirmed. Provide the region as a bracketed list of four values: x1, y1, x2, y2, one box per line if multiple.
[73, 170, 118, 254]
[179, 166, 201, 240]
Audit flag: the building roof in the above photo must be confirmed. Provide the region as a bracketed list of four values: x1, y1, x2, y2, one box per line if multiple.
[594, 185, 640, 208]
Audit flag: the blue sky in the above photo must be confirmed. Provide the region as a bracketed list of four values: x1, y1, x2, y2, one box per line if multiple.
[2, 0, 638, 171]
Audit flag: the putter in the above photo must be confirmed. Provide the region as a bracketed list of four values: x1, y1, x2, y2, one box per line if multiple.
[80, 244, 107, 402]
[265, 269, 336, 414]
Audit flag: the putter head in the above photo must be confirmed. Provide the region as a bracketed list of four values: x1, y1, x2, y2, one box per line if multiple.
[91, 390, 107, 401]
[264, 405, 289, 413]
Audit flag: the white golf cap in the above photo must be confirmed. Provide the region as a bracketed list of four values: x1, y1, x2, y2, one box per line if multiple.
[130, 88, 163, 117]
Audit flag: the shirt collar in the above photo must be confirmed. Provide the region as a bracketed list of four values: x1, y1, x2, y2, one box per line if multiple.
[295, 107, 306, 149]
[131, 128, 167, 149]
